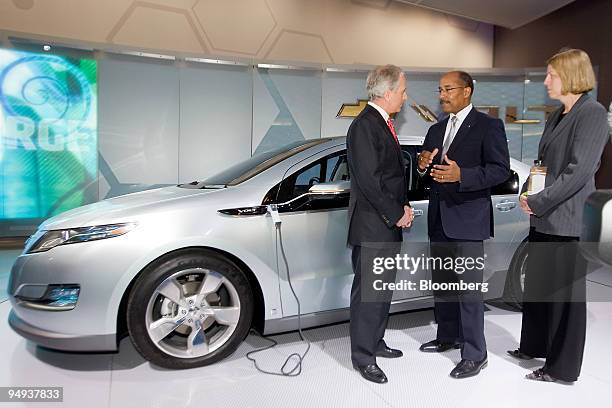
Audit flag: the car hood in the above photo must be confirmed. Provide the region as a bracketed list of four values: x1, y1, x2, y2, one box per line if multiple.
[39, 186, 222, 230]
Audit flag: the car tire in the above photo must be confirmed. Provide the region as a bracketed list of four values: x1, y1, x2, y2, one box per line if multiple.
[126, 249, 254, 369]
[504, 239, 529, 310]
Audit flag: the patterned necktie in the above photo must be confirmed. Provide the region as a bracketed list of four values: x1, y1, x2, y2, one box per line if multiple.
[441, 115, 458, 158]
[387, 118, 399, 145]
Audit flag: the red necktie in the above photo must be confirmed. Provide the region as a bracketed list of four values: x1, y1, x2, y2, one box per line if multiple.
[387, 118, 399, 145]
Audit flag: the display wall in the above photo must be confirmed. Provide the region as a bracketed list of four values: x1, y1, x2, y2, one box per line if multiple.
[1, 47, 592, 237]
[0, 49, 97, 227]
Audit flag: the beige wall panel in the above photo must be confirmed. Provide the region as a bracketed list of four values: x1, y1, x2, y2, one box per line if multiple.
[0, 0, 493, 68]
[265, 30, 334, 63]
[265, 0, 327, 36]
[192, 0, 276, 55]
[109, 4, 205, 53]
[0, 0, 127, 42]
[264, 0, 492, 67]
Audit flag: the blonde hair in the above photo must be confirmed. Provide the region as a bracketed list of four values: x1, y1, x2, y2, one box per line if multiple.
[547, 49, 596, 95]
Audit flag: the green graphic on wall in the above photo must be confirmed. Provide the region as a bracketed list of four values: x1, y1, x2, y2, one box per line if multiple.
[0, 49, 97, 220]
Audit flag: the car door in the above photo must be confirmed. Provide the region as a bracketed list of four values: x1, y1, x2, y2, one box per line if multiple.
[395, 144, 431, 300]
[412, 167, 529, 299]
[485, 169, 530, 296]
[263, 149, 353, 316]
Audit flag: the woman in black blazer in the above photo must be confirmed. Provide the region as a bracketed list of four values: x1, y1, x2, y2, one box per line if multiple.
[508, 49, 610, 383]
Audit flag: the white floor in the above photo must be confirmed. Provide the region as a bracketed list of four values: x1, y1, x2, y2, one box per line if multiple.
[1, 265, 612, 408]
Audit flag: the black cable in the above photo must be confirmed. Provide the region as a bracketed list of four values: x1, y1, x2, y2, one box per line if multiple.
[246, 222, 311, 377]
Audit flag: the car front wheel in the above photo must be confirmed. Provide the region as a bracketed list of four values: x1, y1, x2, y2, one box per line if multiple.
[126, 249, 253, 369]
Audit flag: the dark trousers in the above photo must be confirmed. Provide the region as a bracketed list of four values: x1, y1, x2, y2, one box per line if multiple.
[519, 228, 586, 382]
[350, 244, 398, 367]
[430, 208, 487, 361]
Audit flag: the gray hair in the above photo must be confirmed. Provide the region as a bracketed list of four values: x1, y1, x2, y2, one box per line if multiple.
[366, 65, 403, 100]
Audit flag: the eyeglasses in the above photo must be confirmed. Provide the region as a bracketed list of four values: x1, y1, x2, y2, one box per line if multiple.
[437, 86, 465, 94]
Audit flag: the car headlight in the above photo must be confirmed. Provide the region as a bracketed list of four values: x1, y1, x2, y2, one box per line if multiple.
[27, 222, 137, 254]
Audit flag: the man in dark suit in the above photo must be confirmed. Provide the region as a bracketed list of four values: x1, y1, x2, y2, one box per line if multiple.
[417, 71, 510, 378]
[346, 64, 414, 384]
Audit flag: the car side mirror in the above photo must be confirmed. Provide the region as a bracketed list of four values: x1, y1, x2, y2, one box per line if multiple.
[308, 180, 351, 198]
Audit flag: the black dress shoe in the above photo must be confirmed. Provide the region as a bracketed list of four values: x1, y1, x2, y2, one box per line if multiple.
[354, 364, 388, 384]
[376, 346, 403, 358]
[419, 339, 462, 353]
[449, 357, 488, 379]
[507, 349, 533, 360]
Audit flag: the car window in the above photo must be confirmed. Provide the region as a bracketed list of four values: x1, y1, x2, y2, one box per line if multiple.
[281, 152, 349, 202]
[261, 147, 520, 206]
[401, 145, 428, 201]
[401, 146, 519, 198]
[294, 162, 323, 197]
[327, 155, 349, 182]
[262, 151, 349, 206]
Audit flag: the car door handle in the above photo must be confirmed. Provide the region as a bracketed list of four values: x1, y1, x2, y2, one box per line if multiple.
[413, 209, 424, 216]
[495, 200, 517, 212]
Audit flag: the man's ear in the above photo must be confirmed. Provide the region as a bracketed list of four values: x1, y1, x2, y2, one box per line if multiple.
[383, 90, 390, 102]
[463, 87, 471, 99]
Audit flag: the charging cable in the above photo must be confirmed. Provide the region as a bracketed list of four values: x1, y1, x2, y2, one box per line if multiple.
[245, 204, 311, 376]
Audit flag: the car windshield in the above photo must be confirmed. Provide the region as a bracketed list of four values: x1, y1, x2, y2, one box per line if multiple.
[180, 139, 333, 188]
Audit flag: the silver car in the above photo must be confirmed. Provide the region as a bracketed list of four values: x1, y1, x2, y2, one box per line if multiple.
[8, 136, 530, 369]
[582, 190, 612, 266]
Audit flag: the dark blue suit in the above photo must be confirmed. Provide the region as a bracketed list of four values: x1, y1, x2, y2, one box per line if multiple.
[422, 107, 509, 360]
[424, 108, 510, 241]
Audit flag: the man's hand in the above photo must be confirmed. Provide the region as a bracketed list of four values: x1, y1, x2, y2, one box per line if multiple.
[396, 205, 414, 228]
[431, 155, 461, 183]
[519, 193, 534, 215]
[417, 148, 439, 171]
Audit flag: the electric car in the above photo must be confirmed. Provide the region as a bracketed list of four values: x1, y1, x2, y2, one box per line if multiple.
[582, 189, 612, 266]
[8, 136, 530, 369]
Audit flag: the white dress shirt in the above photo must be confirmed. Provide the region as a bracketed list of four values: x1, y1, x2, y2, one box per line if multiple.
[368, 101, 389, 123]
[417, 103, 473, 176]
[442, 103, 473, 150]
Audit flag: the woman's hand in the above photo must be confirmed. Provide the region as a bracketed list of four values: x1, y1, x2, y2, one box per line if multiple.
[519, 193, 534, 215]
